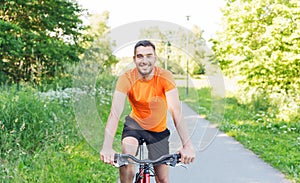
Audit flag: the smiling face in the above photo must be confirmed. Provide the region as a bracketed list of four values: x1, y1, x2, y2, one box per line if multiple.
[133, 45, 157, 79]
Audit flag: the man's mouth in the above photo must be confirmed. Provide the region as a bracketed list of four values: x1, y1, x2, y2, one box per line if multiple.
[139, 63, 151, 69]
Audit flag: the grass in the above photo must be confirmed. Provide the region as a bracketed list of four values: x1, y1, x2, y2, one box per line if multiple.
[0, 83, 120, 182]
[1, 79, 298, 182]
[12, 142, 117, 183]
[178, 87, 300, 183]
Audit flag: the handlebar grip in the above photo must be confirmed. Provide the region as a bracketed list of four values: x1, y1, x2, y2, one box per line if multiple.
[175, 153, 181, 160]
[166, 154, 181, 167]
[114, 154, 120, 163]
[176, 154, 181, 163]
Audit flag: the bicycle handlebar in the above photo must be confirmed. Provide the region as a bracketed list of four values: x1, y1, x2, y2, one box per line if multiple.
[114, 153, 181, 167]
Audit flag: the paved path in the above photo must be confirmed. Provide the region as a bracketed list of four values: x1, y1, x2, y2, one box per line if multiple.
[167, 102, 291, 183]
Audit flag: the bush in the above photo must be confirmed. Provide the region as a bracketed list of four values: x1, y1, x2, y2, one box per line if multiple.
[0, 73, 121, 182]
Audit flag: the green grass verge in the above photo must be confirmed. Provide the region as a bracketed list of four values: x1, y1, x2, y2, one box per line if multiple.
[0, 84, 120, 182]
[11, 142, 118, 183]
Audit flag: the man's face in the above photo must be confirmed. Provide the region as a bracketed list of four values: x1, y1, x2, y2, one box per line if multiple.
[133, 46, 157, 77]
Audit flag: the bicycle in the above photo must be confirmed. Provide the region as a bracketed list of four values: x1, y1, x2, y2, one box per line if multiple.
[114, 143, 184, 183]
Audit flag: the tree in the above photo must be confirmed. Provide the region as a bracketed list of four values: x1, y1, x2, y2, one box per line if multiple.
[73, 11, 118, 95]
[0, 0, 88, 84]
[139, 25, 209, 76]
[212, 0, 300, 121]
[83, 11, 118, 71]
[213, 0, 300, 121]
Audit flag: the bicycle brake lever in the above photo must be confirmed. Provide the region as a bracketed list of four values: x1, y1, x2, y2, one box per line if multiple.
[176, 163, 188, 169]
[114, 160, 126, 168]
[114, 154, 129, 167]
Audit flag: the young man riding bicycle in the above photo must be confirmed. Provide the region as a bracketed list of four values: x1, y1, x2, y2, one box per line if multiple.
[100, 40, 195, 183]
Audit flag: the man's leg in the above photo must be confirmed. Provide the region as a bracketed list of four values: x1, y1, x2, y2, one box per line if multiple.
[119, 136, 139, 183]
[147, 129, 170, 183]
[154, 164, 169, 183]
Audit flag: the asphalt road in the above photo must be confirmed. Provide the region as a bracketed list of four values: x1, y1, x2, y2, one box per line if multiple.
[167, 102, 291, 183]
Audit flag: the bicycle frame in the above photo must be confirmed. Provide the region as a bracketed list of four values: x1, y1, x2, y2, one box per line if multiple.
[136, 163, 150, 183]
[135, 143, 151, 183]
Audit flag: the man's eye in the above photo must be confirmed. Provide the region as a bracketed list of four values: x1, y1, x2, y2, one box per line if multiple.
[136, 54, 143, 59]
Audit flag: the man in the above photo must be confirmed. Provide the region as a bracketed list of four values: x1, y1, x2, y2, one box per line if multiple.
[100, 40, 195, 183]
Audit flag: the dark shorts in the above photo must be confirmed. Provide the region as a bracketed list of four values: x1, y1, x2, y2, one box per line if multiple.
[122, 115, 170, 160]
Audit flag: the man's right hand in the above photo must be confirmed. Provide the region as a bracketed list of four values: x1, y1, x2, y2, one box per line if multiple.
[100, 147, 116, 165]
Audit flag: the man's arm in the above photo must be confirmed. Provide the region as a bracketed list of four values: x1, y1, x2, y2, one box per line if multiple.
[166, 88, 195, 164]
[100, 90, 126, 164]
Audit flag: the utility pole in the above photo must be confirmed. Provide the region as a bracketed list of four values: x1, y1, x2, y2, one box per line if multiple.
[186, 15, 190, 96]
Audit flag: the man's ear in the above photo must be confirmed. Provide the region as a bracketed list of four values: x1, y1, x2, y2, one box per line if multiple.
[154, 55, 158, 63]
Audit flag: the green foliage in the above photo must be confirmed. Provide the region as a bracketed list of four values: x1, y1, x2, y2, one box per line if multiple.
[0, 0, 88, 85]
[0, 86, 78, 161]
[83, 12, 118, 70]
[140, 25, 209, 76]
[12, 143, 117, 183]
[212, 0, 300, 107]
[0, 20, 24, 82]
[178, 87, 212, 117]
[0, 76, 120, 182]
[0, 85, 78, 181]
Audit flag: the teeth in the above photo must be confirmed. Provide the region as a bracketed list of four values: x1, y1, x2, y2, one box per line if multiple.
[140, 63, 151, 67]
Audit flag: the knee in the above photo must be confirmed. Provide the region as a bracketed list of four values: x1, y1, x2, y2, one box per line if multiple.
[154, 164, 169, 183]
[122, 137, 139, 155]
[120, 166, 135, 181]
[156, 176, 169, 183]
[126, 167, 135, 178]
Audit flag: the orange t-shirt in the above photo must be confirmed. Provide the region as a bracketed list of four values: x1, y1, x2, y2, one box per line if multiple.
[116, 66, 176, 132]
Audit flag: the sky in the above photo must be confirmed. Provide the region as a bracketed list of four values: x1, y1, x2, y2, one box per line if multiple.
[76, 0, 226, 56]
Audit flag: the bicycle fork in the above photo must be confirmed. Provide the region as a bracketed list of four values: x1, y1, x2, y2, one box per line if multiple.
[136, 164, 150, 183]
